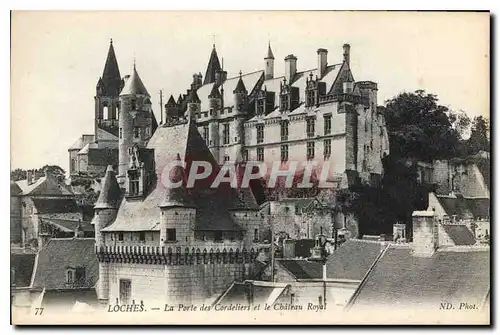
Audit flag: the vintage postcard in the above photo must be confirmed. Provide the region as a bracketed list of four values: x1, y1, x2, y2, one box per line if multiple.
[10, 11, 490, 325]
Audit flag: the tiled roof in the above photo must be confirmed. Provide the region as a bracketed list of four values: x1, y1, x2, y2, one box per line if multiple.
[197, 71, 264, 112]
[278, 239, 384, 280]
[120, 65, 150, 97]
[68, 134, 94, 151]
[325, 239, 384, 281]
[437, 195, 490, 219]
[32, 197, 80, 214]
[40, 218, 94, 233]
[442, 225, 476, 245]
[94, 166, 122, 209]
[348, 245, 490, 309]
[291, 64, 343, 102]
[278, 259, 322, 279]
[15, 177, 47, 195]
[233, 75, 247, 93]
[103, 120, 257, 232]
[31, 238, 98, 290]
[10, 253, 36, 287]
[96, 128, 118, 142]
[11, 181, 22, 196]
[215, 280, 289, 306]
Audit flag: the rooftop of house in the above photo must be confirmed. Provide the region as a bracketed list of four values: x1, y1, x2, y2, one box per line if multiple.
[11, 253, 36, 287]
[40, 218, 94, 234]
[31, 238, 98, 290]
[442, 224, 476, 246]
[347, 244, 490, 310]
[15, 175, 74, 197]
[102, 120, 259, 233]
[437, 194, 490, 220]
[32, 197, 80, 214]
[213, 280, 290, 307]
[277, 239, 385, 281]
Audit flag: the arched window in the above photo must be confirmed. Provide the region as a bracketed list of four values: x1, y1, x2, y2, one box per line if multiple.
[103, 106, 109, 120]
[71, 158, 76, 173]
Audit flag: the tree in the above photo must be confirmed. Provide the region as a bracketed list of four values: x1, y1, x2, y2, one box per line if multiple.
[10, 165, 66, 182]
[467, 116, 490, 154]
[383, 90, 463, 161]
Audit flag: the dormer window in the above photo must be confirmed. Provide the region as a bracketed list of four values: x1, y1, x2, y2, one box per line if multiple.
[306, 90, 316, 107]
[128, 169, 140, 196]
[66, 268, 74, 284]
[256, 99, 265, 115]
[280, 94, 289, 111]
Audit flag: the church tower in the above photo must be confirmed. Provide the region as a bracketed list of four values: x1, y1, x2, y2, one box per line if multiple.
[118, 63, 154, 184]
[95, 39, 122, 139]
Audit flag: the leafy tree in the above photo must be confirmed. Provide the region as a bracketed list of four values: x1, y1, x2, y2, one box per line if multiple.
[10, 165, 66, 182]
[467, 116, 490, 154]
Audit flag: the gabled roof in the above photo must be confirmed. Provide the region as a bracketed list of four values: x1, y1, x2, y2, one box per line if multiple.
[347, 245, 490, 309]
[442, 225, 476, 246]
[102, 120, 257, 232]
[166, 95, 177, 105]
[31, 238, 98, 290]
[203, 45, 222, 85]
[120, 65, 150, 97]
[100, 40, 122, 96]
[214, 280, 289, 306]
[94, 166, 121, 210]
[277, 239, 385, 281]
[40, 218, 94, 233]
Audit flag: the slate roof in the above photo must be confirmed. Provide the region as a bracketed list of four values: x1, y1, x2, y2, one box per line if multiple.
[32, 197, 80, 214]
[68, 134, 94, 151]
[31, 238, 98, 290]
[277, 239, 384, 280]
[348, 245, 490, 309]
[40, 218, 94, 233]
[215, 280, 289, 306]
[442, 225, 476, 246]
[120, 65, 150, 97]
[203, 45, 222, 85]
[10, 253, 36, 287]
[16, 176, 74, 196]
[102, 120, 258, 232]
[465, 198, 490, 219]
[11, 181, 22, 196]
[265, 42, 275, 59]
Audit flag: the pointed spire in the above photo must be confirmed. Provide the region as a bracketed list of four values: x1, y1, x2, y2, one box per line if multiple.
[265, 41, 275, 60]
[160, 154, 194, 208]
[166, 95, 176, 106]
[233, 73, 247, 94]
[203, 44, 222, 85]
[95, 165, 121, 209]
[100, 39, 122, 96]
[120, 63, 150, 97]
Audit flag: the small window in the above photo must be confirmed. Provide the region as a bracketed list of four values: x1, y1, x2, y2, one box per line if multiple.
[257, 147, 264, 162]
[66, 269, 74, 284]
[223, 124, 230, 145]
[131, 99, 137, 110]
[324, 115, 332, 135]
[166, 228, 176, 242]
[119, 279, 132, 304]
[75, 267, 86, 282]
[256, 124, 264, 144]
[119, 128, 123, 139]
[224, 155, 230, 162]
[254, 229, 259, 242]
[281, 144, 289, 162]
[307, 141, 315, 160]
[306, 117, 315, 138]
[139, 232, 146, 241]
[118, 232, 124, 241]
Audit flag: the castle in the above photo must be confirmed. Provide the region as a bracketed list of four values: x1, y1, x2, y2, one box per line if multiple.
[70, 40, 390, 188]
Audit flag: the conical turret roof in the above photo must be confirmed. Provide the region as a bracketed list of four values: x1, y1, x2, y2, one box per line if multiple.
[166, 95, 177, 106]
[160, 154, 195, 208]
[100, 39, 122, 96]
[120, 64, 150, 97]
[265, 41, 275, 60]
[94, 165, 122, 209]
[233, 73, 247, 94]
[203, 44, 222, 85]
[208, 84, 221, 98]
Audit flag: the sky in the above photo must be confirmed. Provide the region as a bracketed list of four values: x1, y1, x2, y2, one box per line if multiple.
[10, 11, 489, 172]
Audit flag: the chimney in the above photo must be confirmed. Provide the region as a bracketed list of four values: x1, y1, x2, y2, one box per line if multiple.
[317, 48, 328, 79]
[410, 210, 437, 257]
[284, 54, 297, 83]
[343, 44, 351, 65]
[26, 170, 33, 185]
